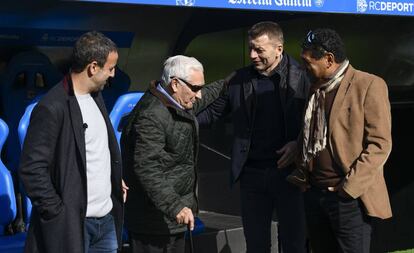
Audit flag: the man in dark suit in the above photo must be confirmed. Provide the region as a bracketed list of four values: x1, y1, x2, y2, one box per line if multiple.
[197, 21, 308, 253]
[19, 31, 126, 253]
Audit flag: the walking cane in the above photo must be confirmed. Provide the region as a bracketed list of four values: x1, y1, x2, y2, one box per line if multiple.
[187, 223, 194, 253]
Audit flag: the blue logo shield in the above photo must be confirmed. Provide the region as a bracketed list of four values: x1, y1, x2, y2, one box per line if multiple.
[176, 0, 195, 6]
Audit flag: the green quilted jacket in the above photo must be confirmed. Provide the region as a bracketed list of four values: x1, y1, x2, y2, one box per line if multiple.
[122, 80, 224, 235]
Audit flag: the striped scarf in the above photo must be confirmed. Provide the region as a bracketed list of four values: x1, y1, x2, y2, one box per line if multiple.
[302, 60, 349, 167]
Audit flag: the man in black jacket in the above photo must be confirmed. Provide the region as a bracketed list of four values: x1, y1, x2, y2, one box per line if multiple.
[197, 21, 309, 253]
[19, 31, 126, 253]
[121, 55, 223, 253]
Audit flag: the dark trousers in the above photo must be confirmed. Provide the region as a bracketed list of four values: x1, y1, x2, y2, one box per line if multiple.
[129, 232, 185, 253]
[240, 166, 307, 253]
[304, 187, 372, 253]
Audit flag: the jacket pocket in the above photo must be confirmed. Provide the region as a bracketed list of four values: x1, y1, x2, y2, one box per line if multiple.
[40, 204, 66, 252]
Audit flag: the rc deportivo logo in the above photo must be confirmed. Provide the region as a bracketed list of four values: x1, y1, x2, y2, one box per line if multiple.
[314, 0, 325, 8]
[176, 0, 195, 6]
[357, 0, 368, 12]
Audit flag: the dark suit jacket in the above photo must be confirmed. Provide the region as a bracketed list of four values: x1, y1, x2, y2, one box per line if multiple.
[19, 75, 123, 253]
[197, 54, 309, 182]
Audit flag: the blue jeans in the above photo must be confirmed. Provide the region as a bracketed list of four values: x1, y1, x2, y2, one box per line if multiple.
[84, 213, 118, 253]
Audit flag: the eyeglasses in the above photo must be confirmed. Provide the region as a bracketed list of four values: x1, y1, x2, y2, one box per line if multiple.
[170, 76, 203, 93]
[304, 30, 331, 53]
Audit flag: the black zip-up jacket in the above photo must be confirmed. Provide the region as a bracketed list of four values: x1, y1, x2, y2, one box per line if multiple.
[122, 80, 223, 235]
[197, 54, 309, 182]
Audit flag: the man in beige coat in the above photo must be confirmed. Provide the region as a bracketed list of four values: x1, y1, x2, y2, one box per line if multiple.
[288, 28, 392, 253]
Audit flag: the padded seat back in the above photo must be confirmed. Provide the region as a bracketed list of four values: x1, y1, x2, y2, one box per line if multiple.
[0, 51, 62, 172]
[17, 102, 38, 224]
[0, 119, 16, 235]
[109, 92, 144, 146]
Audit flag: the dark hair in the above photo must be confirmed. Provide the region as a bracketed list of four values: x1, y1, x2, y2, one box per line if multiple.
[71, 31, 117, 73]
[248, 21, 284, 45]
[301, 28, 346, 63]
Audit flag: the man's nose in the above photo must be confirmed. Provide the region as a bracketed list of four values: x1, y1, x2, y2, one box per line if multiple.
[250, 49, 258, 59]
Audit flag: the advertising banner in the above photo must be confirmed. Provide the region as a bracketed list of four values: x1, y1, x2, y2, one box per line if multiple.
[78, 0, 414, 17]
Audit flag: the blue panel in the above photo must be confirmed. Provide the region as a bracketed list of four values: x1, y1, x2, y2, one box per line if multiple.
[0, 232, 26, 253]
[0, 28, 135, 48]
[79, 0, 414, 17]
[109, 92, 145, 146]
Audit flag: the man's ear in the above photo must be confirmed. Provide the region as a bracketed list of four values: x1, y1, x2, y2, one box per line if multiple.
[170, 79, 179, 93]
[88, 61, 99, 75]
[275, 44, 283, 56]
[325, 52, 335, 68]
[278, 44, 283, 52]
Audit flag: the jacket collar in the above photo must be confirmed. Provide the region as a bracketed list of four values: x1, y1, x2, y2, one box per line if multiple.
[149, 80, 177, 108]
[63, 74, 114, 171]
[63, 74, 75, 96]
[328, 64, 355, 138]
[64, 74, 86, 170]
[242, 52, 290, 124]
[63, 73, 99, 99]
[265, 52, 288, 78]
[149, 81, 195, 121]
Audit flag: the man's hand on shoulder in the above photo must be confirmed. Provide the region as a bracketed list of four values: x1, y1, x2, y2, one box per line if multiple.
[176, 207, 194, 231]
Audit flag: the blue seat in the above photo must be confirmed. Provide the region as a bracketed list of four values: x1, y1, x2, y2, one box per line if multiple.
[17, 102, 38, 224]
[18, 101, 38, 150]
[109, 92, 144, 244]
[0, 232, 26, 253]
[0, 118, 25, 253]
[109, 92, 144, 146]
[0, 118, 17, 235]
[0, 51, 62, 172]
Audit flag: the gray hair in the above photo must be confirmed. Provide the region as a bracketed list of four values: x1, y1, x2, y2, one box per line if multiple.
[161, 55, 204, 85]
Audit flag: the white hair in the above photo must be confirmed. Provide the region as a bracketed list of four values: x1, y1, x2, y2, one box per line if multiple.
[161, 55, 204, 86]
